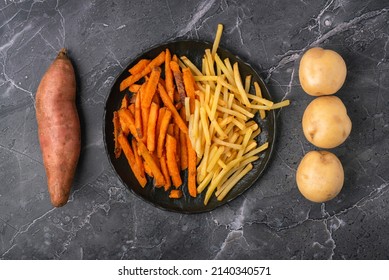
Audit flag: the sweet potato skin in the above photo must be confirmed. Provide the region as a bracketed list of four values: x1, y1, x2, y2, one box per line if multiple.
[36, 48, 80, 207]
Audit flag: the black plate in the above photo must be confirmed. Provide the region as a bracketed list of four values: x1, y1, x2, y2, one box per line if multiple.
[103, 40, 276, 213]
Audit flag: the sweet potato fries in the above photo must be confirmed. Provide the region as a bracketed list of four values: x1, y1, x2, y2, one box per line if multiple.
[114, 49, 196, 199]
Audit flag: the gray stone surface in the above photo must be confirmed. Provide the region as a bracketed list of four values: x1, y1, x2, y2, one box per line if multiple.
[0, 0, 388, 260]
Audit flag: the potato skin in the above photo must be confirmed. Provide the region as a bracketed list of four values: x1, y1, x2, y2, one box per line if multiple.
[296, 151, 344, 203]
[36, 49, 80, 207]
[299, 47, 347, 96]
[302, 96, 352, 149]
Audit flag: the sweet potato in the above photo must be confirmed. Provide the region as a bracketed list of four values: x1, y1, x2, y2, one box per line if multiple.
[36, 48, 80, 207]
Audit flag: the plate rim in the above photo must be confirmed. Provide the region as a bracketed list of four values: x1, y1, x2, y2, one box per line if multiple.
[102, 39, 277, 214]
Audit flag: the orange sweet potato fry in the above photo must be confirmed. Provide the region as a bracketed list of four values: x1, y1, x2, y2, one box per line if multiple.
[173, 89, 180, 104]
[157, 83, 188, 134]
[128, 59, 150, 75]
[179, 105, 187, 123]
[140, 81, 149, 144]
[131, 138, 145, 178]
[120, 73, 142, 92]
[120, 51, 165, 91]
[118, 133, 147, 187]
[174, 123, 181, 168]
[169, 189, 182, 199]
[175, 102, 183, 111]
[165, 49, 174, 101]
[118, 108, 139, 141]
[152, 90, 161, 106]
[129, 103, 135, 115]
[186, 134, 197, 197]
[143, 51, 165, 73]
[113, 111, 122, 159]
[121, 94, 131, 109]
[158, 77, 166, 89]
[157, 109, 172, 158]
[170, 61, 186, 105]
[167, 123, 174, 135]
[129, 94, 137, 104]
[129, 84, 142, 93]
[144, 161, 153, 177]
[119, 117, 130, 136]
[160, 153, 171, 191]
[141, 67, 161, 109]
[166, 134, 182, 188]
[137, 141, 165, 187]
[141, 106, 149, 144]
[179, 129, 188, 170]
[151, 151, 162, 188]
[147, 102, 159, 152]
[135, 89, 143, 139]
[182, 68, 196, 114]
[151, 151, 161, 169]
[172, 54, 178, 63]
[156, 107, 166, 146]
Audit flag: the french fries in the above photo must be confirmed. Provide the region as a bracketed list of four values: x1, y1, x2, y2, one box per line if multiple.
[113, 23, 290, 205]
[184, 25, 290, 205]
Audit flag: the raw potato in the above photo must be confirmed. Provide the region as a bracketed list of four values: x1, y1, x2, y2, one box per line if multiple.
[302, 96, 351, 149]
[299, 47, 347, 96]
[36, 48, 80, 207]
[296, 150, 344, 203]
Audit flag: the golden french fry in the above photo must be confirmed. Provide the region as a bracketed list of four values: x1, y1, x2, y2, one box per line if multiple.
[217, 164, 253, 201]
[211, 24, 223, 58]
[254, 82, 266, 119]
[233, 63, 250, 106]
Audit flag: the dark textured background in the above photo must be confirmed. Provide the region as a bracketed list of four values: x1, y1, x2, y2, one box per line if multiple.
[0, 0, 388, 260]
